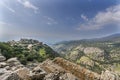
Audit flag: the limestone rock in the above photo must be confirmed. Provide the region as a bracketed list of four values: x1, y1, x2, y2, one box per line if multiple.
[29, 67, 46, 80]
[44, 71, 60, 80]
[7, 57, 23, 68]
[0, 54, 6, 62]
[0, 68, 21, 80]
[84, 47, 104, 61]
[0, 62, 7, 68]
[59, 73, 78, 80]
[16, 68, 30, 80]
[100, 70, 119, 80]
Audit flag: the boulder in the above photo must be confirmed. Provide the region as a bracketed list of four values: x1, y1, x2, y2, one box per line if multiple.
[0, 68, 21, 80]
[0, 55, 6, 62]
[5, 73, 21, 80]
[0, 62, 7, 68]
[7, 57, 23, 68]
[29, 66, 47, 80]
[7, 57, 19, 63]
[16, 68, 31, 80]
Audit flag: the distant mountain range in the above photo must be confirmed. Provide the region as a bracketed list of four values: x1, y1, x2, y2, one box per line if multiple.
[96, 33, 120, 42]
[54, 33, 120, 45]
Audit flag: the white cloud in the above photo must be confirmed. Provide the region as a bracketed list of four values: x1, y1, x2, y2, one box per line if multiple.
[77, 5, 120, 31]
[0, 1, 15, 13]
[17, 0, 38, 13]
[5, 5, 15, 13]
[43, 16, 58, 25]
[0, 21, 10, 26]
[81, 14, 88, 21]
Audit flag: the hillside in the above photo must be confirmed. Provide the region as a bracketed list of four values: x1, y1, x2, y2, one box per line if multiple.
[0, 54, 119, 80]
[52, 33, 120, 74]
[0, 39, 58, 65]
[0, 38, 119, 80]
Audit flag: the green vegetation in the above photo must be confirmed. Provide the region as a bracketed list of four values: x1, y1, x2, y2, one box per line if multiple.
[115, 64, 120, 72]
[53, 38, 120, 73]
[0, 39, 58, 65]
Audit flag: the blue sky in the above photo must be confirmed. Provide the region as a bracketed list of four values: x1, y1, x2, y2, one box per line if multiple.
[0, 0, 120, 43]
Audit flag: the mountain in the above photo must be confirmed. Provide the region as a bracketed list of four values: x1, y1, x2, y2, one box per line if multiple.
[0, 38, 119, 80]
[98, 33, 120, 42]
[0, 39, 58, 65]
[52, 33, 120, 74]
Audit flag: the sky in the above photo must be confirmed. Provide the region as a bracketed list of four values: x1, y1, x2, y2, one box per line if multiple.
[0, 0, 120, 43]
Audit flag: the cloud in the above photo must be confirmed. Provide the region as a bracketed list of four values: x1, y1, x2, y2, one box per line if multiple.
[43, 16, 58, 25]
[5, 5, 15, 13]
[0, 21, 10, 26]
[17, 0, 38, 13]
[0, 1, 15, 13]
[81, 14, 88, 21]
[77, 5, 120, 31]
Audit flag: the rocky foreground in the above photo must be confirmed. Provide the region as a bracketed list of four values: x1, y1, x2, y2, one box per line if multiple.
[0, 54, 119, 80]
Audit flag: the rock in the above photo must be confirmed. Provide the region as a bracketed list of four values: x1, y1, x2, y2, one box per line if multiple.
[7, 57, 19, 63]
[7, 57, 23, 68]
[29, 71, 46, 80]
[44, 71, 60, 80]
[100, 70, 120, 80]
[29, 66, 47, 80]
[0, 68, 7, 75]
[0, 55, 6, 62]
[40, 59, 65, 73]
[16, 68, 31, 80]
[0, 68, 21, 80]
[59, 73, 78, 80]
[0, 62, 7, 68]
[84, 47, 104, 61]
[5, 66, 11, 70]
[32, 66, 45, 74]
[54, 57, 100, 80]
[5, 73, 21, 80]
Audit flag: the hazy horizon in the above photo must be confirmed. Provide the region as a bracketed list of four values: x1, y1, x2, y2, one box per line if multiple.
[0, 0, 120, 43]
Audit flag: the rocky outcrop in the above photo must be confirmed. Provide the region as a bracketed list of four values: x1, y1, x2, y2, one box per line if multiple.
[16, 68, 31, 80]
[100, 70, 119, 80]
[0, 54, 119, 80]
[84, 47, 104, 61]
[54, 57, 100, 80]
[0, 65, 22, 80]
[0, 54, 6, 62]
